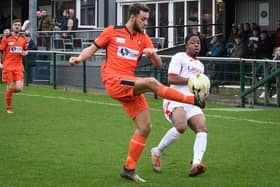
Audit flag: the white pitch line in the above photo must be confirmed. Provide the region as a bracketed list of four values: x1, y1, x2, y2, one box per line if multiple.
[206, 114, 280, 125]
[18, 93, 280, 125]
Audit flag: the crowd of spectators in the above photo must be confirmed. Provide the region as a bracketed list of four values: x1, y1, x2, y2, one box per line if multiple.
[202, 20, 280, 98]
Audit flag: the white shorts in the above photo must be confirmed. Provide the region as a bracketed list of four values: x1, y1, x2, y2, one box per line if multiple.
[163, 99, 203, 124]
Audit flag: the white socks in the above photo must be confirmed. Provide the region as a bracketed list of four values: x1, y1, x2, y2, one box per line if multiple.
[154, 129, 207, 166]
[192, 132, 207, 165]
[155, 127, 182, 156]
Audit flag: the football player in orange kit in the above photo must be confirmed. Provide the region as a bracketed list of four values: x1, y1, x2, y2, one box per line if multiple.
[69, 3, 204, 183]
[0, 19, 28, 113]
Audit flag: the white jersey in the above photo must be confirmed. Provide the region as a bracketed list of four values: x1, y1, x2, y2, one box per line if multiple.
[168, 52, 204, 95]
[163, 52, 205, 123]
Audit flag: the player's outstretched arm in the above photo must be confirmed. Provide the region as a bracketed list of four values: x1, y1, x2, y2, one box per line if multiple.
[143, 48, 162, 68]
[69, 44, 98, 65]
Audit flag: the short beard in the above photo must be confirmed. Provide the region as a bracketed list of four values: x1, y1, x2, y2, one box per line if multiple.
[133, 21, 143, 33]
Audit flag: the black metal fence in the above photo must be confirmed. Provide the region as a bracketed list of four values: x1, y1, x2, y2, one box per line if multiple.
[2, 50, 279, 107]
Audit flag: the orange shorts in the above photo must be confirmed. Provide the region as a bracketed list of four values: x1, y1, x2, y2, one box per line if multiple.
[104, 75, 148, 119]
[2, 69, 24, 83]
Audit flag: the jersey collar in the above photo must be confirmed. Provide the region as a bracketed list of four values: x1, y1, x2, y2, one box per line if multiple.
[185, 51, 198, 60]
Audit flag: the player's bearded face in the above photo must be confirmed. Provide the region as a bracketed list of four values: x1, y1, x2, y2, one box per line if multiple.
[133, 19, 143, 33]
[133, 11, 149, 33]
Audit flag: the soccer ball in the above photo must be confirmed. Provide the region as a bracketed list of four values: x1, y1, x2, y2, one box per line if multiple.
[188, 73, 211, 98]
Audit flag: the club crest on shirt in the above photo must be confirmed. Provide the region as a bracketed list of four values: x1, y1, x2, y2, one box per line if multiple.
[8, 41, 14, 45]
[137, 40, 142, 46]
[116, 37, 126, 44]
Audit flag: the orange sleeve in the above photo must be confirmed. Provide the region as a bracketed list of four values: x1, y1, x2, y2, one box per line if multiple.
[94, 26, 113, 48]
[23, 37, 28, 51]
[0, 37, 7, 51]
[144, 34, 154, 49]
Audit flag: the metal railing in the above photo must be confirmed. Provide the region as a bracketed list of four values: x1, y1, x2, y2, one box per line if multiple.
[15, 50, 280, 107]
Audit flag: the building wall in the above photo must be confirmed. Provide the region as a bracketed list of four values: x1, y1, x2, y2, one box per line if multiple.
[235, 0, 280, 31]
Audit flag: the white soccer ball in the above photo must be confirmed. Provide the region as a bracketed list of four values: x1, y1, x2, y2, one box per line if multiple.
[188, 73, 211, 98]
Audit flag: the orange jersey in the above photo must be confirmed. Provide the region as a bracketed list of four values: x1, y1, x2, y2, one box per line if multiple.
[0, 35, 27, 71]
[94, 25, 154, 82]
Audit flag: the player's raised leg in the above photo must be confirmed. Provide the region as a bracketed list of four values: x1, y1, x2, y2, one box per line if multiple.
[134, 77, 204, 107]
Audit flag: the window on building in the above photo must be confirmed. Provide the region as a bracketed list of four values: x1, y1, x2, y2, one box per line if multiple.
[122, 5, 129, 24]
[201, 0, 213, 36]
[146, 4, 155, 37]
[216, 1, 225, 34]
[158, 3, 168, 48]
[187, 1, 199, 34]
[80, 0, 96, 26]
[174, 2, 184, 44]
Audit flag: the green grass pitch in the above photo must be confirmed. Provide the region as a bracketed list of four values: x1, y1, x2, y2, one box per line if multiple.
[0, 85, 279, 187]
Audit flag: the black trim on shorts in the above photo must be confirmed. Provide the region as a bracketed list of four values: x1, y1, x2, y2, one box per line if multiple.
[120, 80, 135, 86]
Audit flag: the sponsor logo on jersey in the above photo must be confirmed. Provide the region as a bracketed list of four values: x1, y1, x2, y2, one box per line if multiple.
[188, 66, 203, 74]
[10, 46, 23, 53]
[117, 46, 139, 61]
[116, 37, 126, 44]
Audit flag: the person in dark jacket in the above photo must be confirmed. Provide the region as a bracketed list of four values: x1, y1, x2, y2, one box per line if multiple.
[24, 31, 37, 84]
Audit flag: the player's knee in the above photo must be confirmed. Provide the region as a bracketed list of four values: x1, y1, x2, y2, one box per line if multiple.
[138, 122, 152, 135]
[145, 77, 160, 89]
[173, 119, 187, 133]
[176, 126, 186, 134]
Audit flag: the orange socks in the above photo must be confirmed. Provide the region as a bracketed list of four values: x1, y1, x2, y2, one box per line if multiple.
[6, 91, 12, 109]
[124, 133, 147, 170]
[157, 85, 195, 104]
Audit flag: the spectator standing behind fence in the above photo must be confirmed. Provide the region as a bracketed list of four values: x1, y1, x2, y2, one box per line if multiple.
[36, 10, 41, 28]
[68, 3, 204, 183]
[230, 34, 248, 58]
[256, 31, 274, 98]
[59, 9, 72, 38]
[23, 31, 37, 84]
[272, 20, 280, 48]
[69, 9, 78, 30]
[0, 19, 28, 114]
[226, 24, 239, 56]
[248, 29, 260, 58]
[2, 28, 10, 38]
[206, 36, 225, 57]
[271, 46, 280, 98]
[21, 20, 31, 33]
[38, 9, 54, 49]
[259, 46, 280, 99]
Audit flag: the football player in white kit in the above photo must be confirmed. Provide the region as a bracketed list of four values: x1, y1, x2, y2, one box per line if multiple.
[151, 34, 208, 177]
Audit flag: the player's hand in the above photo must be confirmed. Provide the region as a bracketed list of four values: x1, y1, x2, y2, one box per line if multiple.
[21, 51, 28, 56]
[0, 63, 2, 69]
[69, 57, 80, 66]
[194, 94, 206, 109]
[143, 48, 156, 58]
